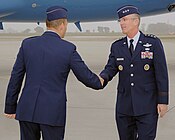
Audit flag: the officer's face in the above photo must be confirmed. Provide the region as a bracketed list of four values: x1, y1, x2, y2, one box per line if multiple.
[119, 14, 139, 35]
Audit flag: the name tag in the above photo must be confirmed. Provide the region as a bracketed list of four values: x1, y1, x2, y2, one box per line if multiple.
[141, 52, 153, 59]
[117, 58, 124, 61]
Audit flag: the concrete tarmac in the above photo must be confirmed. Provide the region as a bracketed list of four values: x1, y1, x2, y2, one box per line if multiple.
[0, 34, 175, 140]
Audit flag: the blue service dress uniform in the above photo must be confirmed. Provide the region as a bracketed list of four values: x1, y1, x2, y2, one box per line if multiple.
[100, 31, 169, 139]
[4, 31, 102, 127]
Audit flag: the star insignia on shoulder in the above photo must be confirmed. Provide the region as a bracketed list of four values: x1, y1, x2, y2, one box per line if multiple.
[145, 34, 157, 39]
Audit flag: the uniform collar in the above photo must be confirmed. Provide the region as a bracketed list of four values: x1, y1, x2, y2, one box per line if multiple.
[121, 31, 144, 60]
[43, 30, 61, 38]
[127, 31, 140, 50]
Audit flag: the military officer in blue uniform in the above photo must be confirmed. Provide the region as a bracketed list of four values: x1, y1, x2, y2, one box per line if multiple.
[4, 6, 103, 140]
[100, 5, 169, 140]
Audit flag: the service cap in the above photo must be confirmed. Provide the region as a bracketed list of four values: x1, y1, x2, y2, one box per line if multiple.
[117, 5, 140, 19]
[46, 6, 68, 21]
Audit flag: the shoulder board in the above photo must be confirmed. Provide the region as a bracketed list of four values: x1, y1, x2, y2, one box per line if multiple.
[113, 37, 125, 43]
[145, 34, 157, 39]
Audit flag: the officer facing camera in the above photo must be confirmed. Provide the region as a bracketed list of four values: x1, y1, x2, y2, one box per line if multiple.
[100, 5, 169, 140]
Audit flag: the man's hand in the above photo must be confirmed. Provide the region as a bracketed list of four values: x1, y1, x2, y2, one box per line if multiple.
[4, 113, 16, 119]
[98, 75, 104, 86]
[157, 104, 168, 118]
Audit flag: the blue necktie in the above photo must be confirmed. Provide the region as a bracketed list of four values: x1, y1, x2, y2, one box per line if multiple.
[129, 39, 134, 56]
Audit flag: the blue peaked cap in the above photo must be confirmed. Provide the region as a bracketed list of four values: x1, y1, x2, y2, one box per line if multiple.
[46, 6, 68, 21]
[117, 5, 140, 19]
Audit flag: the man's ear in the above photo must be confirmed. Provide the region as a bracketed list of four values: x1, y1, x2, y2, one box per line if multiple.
[59, 22, 64, 31]
[134, 18, 139, 26]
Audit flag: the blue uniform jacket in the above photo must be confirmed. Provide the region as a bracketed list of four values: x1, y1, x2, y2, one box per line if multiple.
[100, 32, 169, 116]
[4, 31, 102, 126]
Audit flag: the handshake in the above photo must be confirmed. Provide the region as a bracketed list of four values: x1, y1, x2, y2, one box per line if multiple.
[98, 75, 104, 86]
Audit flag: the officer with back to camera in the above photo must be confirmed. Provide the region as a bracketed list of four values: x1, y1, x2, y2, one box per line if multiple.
[100, 5, 169, 140]
[4, 6, 104, 140]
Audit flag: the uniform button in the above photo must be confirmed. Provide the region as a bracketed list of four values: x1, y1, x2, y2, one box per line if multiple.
[131, 83, 134, 86]
[131, 74, 134, 77]
[130, 64, 134, 67]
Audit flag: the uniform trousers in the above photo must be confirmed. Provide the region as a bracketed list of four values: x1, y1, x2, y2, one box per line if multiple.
[19, 121, 65, 140]
[116, 112, 158, 140]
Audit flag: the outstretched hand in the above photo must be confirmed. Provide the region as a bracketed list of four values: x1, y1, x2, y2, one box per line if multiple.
[98, 75, 104, 86]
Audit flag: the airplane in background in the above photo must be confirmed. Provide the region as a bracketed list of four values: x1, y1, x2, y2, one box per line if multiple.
[0, 0, 175, 31]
